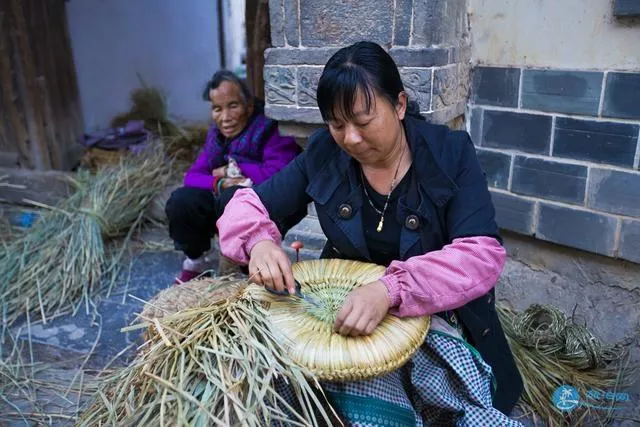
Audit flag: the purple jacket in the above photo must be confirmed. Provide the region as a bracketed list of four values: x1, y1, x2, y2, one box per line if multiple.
[184, 113, 300, 190]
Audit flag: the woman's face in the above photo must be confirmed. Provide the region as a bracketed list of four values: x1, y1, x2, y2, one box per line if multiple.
[326, 89, 407, 166]
[210, 81, 253, 139]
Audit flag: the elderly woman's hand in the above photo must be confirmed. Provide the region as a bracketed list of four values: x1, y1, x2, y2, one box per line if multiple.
[249, 240, 296, 294]
[334, 280, 390, 336]
[212, 165, 227, 177]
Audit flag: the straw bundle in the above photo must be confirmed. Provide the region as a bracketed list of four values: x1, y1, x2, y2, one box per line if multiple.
[0, 146, 171, 325]
[498, 304, 635, 426]
[79, 283, 337, 426]
[257, 259, 431, 381]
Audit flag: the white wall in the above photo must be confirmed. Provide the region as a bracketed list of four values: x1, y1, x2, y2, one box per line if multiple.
[222, 0, 246, 73]
[66, 0, 222, 131]
[469, 0, 640, 70]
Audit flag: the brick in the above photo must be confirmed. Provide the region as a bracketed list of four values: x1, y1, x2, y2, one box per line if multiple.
[389, 47, 450, 67]
[264, 66, 296, 105]
[512, 156, 587, 204]
[521, 70, 603, 116]
[588, 168, 640, 217]
[476, 149, 511, 189]
[482, 110, 552, 154]
[265, 47, 340, 65]
[400, 68, 432, 112]
[284, 0, 299, 46]
[393, 0, 412, 45]
[422, 100, 465, 125]
[614, 0, 640, 17]
[469, 107, 483, 146]
[265, 105, 323, 124]
[553, 117, 639, 168]
[490, 191, 535, 234]
[537, 203, 617, 256]
[619, 219, 640, 264]
[433, 65, 459, 110]
[603, 72, 640, 120]
[471, 67, 520, 108]
[297, 67, 322, 107]
[268, 0, 285, 47]
[412, 0, 466, 46]
[300, 0, 393, 47]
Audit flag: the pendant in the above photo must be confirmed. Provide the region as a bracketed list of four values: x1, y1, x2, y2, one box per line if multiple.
[377, 217, 384, 232]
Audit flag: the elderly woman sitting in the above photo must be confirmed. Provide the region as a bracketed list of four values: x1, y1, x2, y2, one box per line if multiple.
[165, 70, 303, 283]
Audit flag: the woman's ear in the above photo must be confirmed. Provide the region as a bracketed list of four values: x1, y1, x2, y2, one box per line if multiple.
[395, 91, 408, 120]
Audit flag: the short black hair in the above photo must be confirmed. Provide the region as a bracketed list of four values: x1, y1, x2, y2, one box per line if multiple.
[202, 70, 253, 104]
[316, 41, 420, 122]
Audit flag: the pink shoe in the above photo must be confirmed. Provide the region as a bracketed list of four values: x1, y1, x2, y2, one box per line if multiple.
[173, 253, 215, 285]
[174, 269, 201, 285]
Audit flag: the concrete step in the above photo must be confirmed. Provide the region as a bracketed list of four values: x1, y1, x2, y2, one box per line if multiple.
[290, 214, 323, 235]
[284, 229, 327, 251]
[284, 246, 321, 262]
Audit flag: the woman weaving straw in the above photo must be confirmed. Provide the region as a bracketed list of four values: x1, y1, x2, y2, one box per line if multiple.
[217, 42, 524, 426]
[165, 70, 305, 283]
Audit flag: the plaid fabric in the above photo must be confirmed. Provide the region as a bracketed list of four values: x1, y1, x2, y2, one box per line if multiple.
[273, 319, 523, 426]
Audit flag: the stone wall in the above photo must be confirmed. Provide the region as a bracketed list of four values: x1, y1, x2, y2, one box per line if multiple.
[264, 0, 471, 130]
[469, 67, 640, 264]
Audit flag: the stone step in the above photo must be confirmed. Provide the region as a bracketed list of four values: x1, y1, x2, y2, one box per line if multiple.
[284, 229, 327, 251]
[284, 246, 321, 262]
[290, 214, 323, 235]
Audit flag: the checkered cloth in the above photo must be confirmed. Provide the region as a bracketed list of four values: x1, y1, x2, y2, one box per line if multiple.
[273, 316, 523, 426]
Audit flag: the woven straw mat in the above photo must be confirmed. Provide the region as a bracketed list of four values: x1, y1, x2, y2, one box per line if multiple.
[252, 259, 431, 382]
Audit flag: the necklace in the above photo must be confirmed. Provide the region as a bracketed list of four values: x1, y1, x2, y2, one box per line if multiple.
[361, 143, 406, 232]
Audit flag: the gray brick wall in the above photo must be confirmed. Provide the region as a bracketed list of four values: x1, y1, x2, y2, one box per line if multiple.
[470, 66, 640, 264]
[265, 0, 470, 126]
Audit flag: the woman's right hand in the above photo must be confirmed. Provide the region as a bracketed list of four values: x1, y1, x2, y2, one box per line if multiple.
[249, 240, 296, 294]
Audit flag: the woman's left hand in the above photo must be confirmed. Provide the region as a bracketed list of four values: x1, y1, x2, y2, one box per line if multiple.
[334, 280, 390, 336]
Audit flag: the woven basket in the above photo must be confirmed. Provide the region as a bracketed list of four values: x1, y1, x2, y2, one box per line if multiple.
[140, 275, 247, 320]
[253, 259, 431, 382]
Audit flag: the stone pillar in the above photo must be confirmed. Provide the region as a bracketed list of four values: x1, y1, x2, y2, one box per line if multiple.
[264, 0, 470, 135]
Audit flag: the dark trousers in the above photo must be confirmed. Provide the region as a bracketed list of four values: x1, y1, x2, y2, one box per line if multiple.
[165, 186, 307, 260]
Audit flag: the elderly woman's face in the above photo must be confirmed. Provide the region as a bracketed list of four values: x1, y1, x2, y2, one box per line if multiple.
[327, 90, 407, 166]
[210, 81, 253, 139]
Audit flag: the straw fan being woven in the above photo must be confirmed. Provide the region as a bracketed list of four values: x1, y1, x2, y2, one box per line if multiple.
[143, 259, 431, 382]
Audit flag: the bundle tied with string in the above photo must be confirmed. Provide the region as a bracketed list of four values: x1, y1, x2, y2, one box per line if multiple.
[497, 304, 636, 426]
[0, 145, 171, 326]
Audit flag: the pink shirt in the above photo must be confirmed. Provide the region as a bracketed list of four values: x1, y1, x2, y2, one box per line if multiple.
[217, 188, 506, 317]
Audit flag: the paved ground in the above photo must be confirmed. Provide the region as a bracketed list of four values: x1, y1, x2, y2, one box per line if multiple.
[1, 220, 638, 426]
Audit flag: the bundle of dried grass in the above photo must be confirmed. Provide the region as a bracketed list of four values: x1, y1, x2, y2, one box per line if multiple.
[110, 85, 182, 138]
[79, 282, 337, 426]
[0, 146, 171, 326]
[498, 304, 635, 426]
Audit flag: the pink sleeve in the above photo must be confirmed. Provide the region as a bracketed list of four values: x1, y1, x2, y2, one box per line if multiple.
[216, 188, 282, 265]
[183, 149, 215, 190]
[379, 236, 506, 317]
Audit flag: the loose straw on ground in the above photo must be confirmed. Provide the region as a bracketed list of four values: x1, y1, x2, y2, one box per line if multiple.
[79, 284, 338, 426]
[497, 304, 637, 427]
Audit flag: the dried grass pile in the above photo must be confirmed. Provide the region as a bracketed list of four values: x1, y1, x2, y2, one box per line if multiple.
[498, 304, 636, 426]
[0, 146, 171, 326]
[110, 84, 208, 168]
[79, 280, 337, 426]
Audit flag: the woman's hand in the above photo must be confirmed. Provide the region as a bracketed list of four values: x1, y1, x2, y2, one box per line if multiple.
[249, 240, 296, 294]
[212, 165, 227, 177]
[334, 280, 390, 336]
[221, 177, 249, 189]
